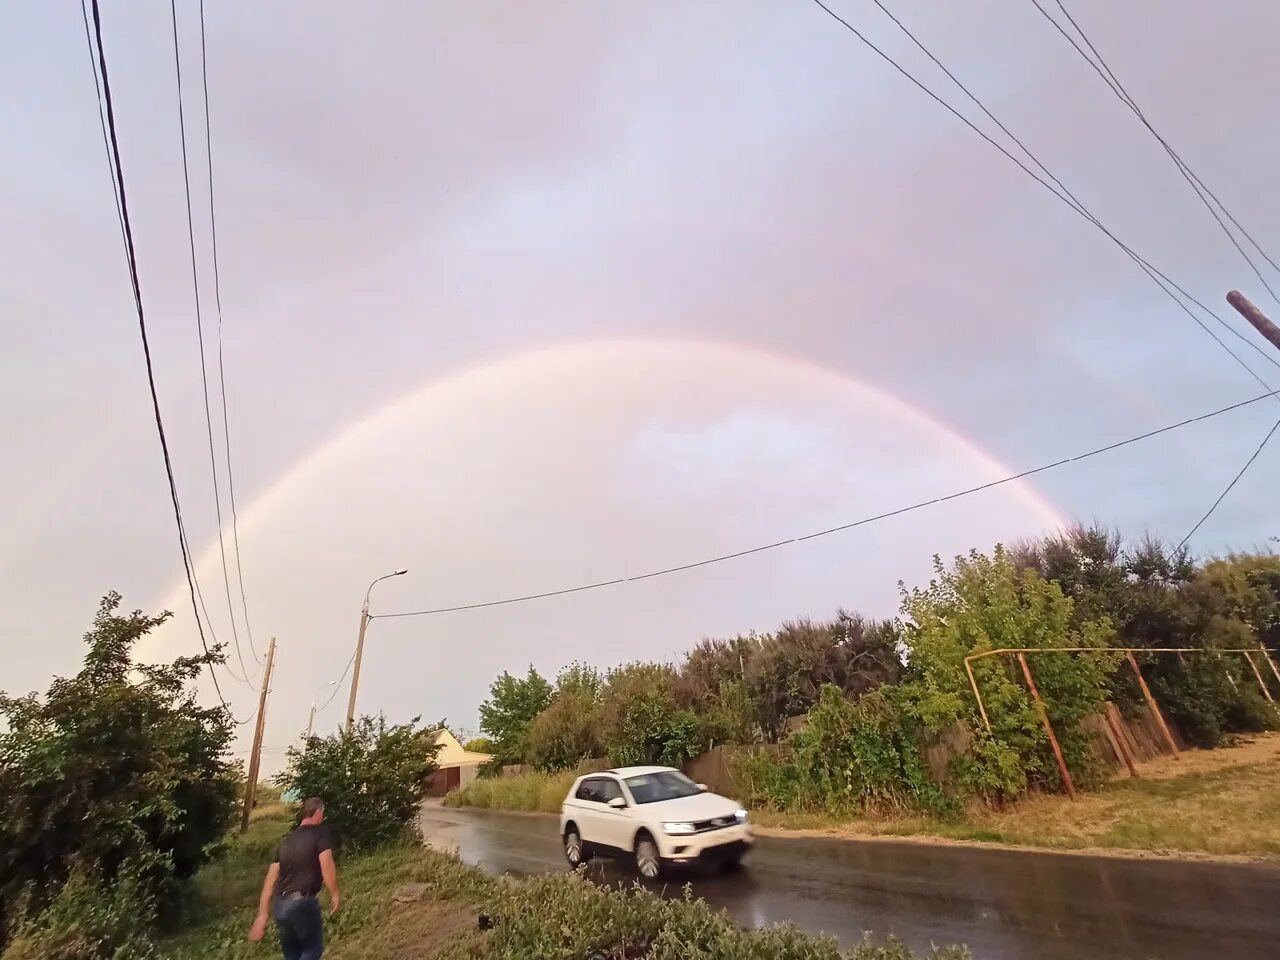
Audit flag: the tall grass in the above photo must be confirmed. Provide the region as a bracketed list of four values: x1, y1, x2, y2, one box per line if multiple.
[444, 771, 577, 813]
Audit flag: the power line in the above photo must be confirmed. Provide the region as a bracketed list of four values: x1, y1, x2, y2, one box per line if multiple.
[84, 0, 247, 720]
[197, 0, 260, 666]
[167, 0, 254, 686]
[810, 0, 1280, 390]
[1029, 0, 1280, 309]
[1178, 416, 1280, 548]
[375, 387, 1279, 620]
[1033, 0, 1280, 283]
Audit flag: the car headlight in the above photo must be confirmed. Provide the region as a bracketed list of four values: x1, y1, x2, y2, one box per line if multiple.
[734, 808, 748, 823]
[662, 821, 697, 835]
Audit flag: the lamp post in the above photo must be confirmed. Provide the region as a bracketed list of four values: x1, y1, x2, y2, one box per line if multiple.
[305, 679, 339, 740]
[345, 569, 407, 733]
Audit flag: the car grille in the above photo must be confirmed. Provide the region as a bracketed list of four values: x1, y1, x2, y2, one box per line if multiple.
[691, 815, 737, 833]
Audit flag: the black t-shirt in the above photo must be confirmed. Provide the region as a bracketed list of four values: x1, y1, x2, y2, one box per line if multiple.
[273, 824, 335, 897]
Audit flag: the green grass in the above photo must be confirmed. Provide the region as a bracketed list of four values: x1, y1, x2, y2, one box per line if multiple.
[444, 770, 576, 814]
[160, 810, 969, 959]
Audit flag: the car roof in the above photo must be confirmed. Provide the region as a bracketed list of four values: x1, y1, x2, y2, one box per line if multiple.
[606, 765, 677, 778]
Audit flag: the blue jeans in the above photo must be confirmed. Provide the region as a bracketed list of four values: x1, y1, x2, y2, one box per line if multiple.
[273, 894, 324, 960]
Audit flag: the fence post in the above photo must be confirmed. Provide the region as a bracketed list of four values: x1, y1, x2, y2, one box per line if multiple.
[1016, 652, 1076, 800]
[1126, 652, 1179, 758]
[965, 655, 992, 732]
[1102, 704, 1139, 778]
[1243, 651, 1275, 703]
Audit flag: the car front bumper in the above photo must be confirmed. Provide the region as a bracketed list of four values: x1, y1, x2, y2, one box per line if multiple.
[658, 823, 754, 863]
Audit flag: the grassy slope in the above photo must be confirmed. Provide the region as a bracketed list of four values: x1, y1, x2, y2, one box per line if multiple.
[448, 735, 1280, 859]
[163, 810, 967, 960]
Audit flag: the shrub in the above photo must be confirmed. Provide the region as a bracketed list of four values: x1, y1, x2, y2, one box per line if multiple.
[526, 691, 602, 771]
[598, 663, 701, 767]
[0, 593, 237, 947]
[279, 715, 439, 851]
[1, 865, 159, 960]
[739, 686, 950, 816]
[478, 668, 553, 765]
[900, 548, 1117, 800]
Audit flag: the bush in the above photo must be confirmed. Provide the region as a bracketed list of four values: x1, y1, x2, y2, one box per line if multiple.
[599, 663, 702, 767]
[526, 691, 602, 771]
[478, 668, 553, 765]
[740, 686, 950, 816]
[1, 866, 159, 960]
[279, 715, 439, 851]
[0, 593, 237, 947]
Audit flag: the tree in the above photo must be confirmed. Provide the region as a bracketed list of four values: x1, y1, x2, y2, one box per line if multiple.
[900, 547, 1116, 799]
[747, 613, 902, 742]
[525, 664, 605, 770]
[280, 715, 439, 851]
[478, 667, 553, 765]
[0, 593, 237, 947]
[463, 736, 494, 754]
[598, 663, 701, 767]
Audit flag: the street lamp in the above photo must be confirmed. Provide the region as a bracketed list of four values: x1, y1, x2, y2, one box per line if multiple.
[345, 569, 408, 732]
[305, 679, 339, 740]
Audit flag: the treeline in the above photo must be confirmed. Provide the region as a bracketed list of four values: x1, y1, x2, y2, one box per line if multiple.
[477, 527, 1280, 813]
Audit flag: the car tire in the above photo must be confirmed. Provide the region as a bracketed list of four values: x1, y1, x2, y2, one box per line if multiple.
[564, 827, 588, 868]
[634, 834, 663, 880]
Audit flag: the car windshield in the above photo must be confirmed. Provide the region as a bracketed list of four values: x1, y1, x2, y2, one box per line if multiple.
[625, 771, 702, 805]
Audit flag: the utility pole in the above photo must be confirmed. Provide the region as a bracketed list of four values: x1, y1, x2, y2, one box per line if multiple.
[1227, 290, 1280, 354]
[240, 636, 277, 833]
[345, 569, 407, 733]
[305, 702, 316, 740]
[345, 600, 371, 735]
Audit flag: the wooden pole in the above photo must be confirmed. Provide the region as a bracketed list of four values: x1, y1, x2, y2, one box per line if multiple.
[1126, 651, 1179, 759]
[965, 656, 992, 732]
[1227, 290, 1280, 354]
[1243, 651, 1275, 703]
[1261, 647, 1280, 691]
[241, 636, 277, 833]
[1017, 652, 1076, 799]
[1103, 704, 1139, 778]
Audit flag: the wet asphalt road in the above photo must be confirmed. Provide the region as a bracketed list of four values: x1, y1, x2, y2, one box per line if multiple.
[419, 805, 1280, 960]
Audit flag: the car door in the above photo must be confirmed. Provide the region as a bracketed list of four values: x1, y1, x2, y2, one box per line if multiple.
[570, 777, 609, 848]
[592, 777, 633, 851]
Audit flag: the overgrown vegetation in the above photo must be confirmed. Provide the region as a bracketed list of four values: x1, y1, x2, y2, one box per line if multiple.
[0, 594, 238, 957]
[162, 809, 971, 959]
[465, 529, 1280, 820]
[280, 715, 441, 851]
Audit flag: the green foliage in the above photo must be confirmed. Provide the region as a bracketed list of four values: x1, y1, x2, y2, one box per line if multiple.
[741, 686, 951, 816]
[900, 547, 1117, 799]
[598, 663, 702, 767]
[463, 736, 495, 754]
[0, 867, 160, 960]
[0, 593, 237, 947]
[278, 714, 439, 851]
[478, 667, 553, 765]
[444, 770, 578, 814]
[526, 691, 602, 771]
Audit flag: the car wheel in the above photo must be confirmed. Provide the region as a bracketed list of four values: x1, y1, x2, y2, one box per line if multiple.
[564, 828, 587, 868]
[634, 835, 662, 880]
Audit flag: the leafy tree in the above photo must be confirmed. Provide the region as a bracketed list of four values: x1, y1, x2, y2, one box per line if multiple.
[478, 667, 553, 765]
[748, 612, 902, 741]
[0, 593, 237, 948]
[279, 715, 439, 851]
[598, 663, 701, 767]
[462, 736, 494, 754]
[525, 663, 607, 770]
[899, 547, 1116, 799]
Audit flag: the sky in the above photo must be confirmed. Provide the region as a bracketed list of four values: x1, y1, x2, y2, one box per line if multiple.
[2, 1, 1278, 769]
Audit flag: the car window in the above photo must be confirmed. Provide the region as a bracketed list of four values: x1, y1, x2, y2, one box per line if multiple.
[575, 777, 623, 803]
[596, 778, 623, 803]
[624, 771, 702, 805]
[574, 779, 599, 802]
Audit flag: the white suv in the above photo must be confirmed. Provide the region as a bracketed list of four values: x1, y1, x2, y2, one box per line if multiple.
[559, 766, 753, 878]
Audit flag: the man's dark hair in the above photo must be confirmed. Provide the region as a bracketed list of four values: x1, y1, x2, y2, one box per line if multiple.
[300, 796, 325, 819]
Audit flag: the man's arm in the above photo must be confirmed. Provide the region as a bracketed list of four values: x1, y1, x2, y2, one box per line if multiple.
[248, 863, 279, 941]
[319, 849, 341, 915]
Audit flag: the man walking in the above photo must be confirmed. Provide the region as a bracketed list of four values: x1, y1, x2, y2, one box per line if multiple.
[248, 797, 341, 960]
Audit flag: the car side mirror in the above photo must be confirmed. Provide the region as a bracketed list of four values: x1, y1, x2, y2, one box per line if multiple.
[607, 796, 627, 809]
[696, 783, 708, 792]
